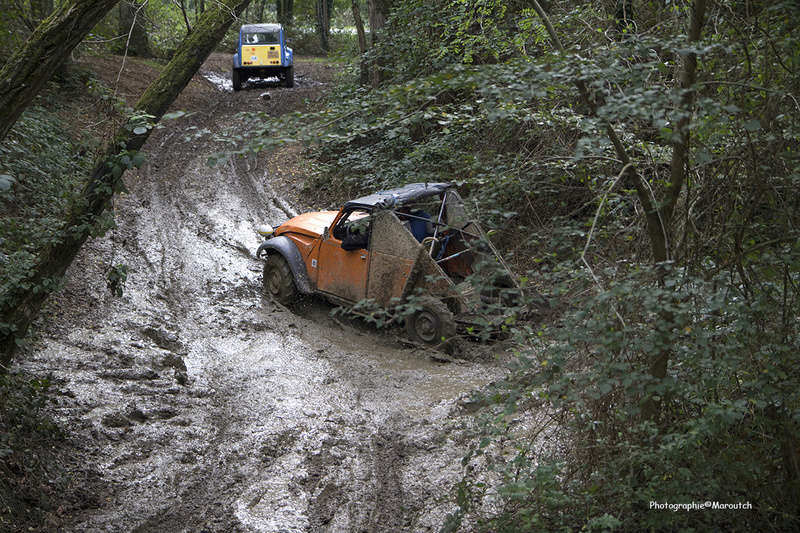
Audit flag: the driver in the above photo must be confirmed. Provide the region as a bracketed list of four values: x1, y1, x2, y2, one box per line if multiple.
[340, 217, 370, 251]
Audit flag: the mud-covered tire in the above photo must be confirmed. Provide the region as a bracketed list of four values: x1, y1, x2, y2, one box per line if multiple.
[232, 68, 242, 91]
[405, 296, 456, 352]
[262, 254, 298, 305]
[284, 66, 294, 88]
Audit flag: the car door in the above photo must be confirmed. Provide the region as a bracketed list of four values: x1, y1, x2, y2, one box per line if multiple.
[316, 208, 371, 302]
[365, 210, 420, 307]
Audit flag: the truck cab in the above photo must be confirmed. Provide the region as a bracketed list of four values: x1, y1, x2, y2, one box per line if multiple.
[232, 23, 294, 90]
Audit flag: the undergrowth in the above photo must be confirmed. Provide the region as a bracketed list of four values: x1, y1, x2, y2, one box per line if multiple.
[0, 75, 107, 349]
[0, 372, 62, 530]
[0, 81, 103, 529]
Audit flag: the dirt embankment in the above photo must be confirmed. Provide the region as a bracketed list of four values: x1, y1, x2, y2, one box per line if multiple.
[15, 53, 505, 532]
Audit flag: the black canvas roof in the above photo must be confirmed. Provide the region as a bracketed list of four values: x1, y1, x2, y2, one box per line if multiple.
[344, 182, 452, 210]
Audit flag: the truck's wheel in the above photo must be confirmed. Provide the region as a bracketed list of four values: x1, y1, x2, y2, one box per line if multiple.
[284, 66, 294, 88]
[405, 296, 456, 352]
[232, 68, 242, 91]
[263, 254, 298, 305]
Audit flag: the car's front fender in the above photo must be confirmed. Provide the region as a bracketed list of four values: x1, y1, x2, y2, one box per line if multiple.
[256, 236, 313, 294]
[285, 47, 293, 66]
[233, 52, 241, 69]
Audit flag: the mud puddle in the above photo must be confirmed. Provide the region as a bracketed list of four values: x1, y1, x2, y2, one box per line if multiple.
[202, 71, 322, 93]
[17, 54, 507, 532]
[202, 71, 234, 92]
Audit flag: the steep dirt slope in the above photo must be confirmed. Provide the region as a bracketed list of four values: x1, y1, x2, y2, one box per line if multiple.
[17, 54, 503, 532]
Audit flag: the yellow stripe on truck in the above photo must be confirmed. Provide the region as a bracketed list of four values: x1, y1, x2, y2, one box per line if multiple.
[242, 45, 281, 66]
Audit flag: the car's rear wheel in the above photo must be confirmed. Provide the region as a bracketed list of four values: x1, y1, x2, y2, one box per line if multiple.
[284, 66, 294, 88]
[232, 68, 243, 91]
[405, 296, 456, 352]
[263, 254, 298, 305]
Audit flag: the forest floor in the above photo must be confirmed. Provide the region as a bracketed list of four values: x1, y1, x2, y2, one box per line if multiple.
[13, 54, 510, 532]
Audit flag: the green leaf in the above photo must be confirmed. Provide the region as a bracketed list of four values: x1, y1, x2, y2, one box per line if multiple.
[0, 174, 15, 191]
[743, 119, 761, 132]
[695, 149, 712, 166]
[133, 126, 148, 135]
[162, 111, 187, 120]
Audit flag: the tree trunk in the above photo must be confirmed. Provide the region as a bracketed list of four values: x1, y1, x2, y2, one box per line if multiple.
[367, 0, 392, 86]
[640, 0, 707, 422]
[351, 0, 368, 85]
[315, 0, 332, 52]
[0, 0, 253, 369]
[257, 0, 266, 22]
[276, 0, 293, 26]
[530, 0, 667, 262]
[29, 0, 69, 76]
[0, 0, 120, 145]
[529, 0, 708, 423]
[178, 0, 192, 34]
[196, 0, 205, 24]
[119, 0, 151, 57]
[662, 0, 707, 231]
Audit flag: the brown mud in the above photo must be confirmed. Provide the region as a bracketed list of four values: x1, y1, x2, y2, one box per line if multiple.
[15, 53, 507, 532]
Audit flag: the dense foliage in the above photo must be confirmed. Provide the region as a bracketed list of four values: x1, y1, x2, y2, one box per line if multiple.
[0, 103, 96, 335]
[239, 0, 800, 529]
[0, 1, 359, 63]
[0, 371, 62, 529]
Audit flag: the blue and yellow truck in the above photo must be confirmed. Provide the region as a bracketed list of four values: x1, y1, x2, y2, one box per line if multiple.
[232, 23, 294, 90]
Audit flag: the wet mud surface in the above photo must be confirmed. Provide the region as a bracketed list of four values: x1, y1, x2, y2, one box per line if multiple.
[18, 54, 505, 532]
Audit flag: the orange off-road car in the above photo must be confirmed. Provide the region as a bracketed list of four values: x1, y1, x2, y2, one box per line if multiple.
[255, 183, 520, 348]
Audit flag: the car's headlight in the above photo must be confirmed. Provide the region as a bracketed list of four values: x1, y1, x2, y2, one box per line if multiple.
[257, 224, 274, 237]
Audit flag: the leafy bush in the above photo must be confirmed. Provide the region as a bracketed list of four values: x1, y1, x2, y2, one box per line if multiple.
[0, 104, 95, 344]
[452, 256, 800, 531]
[0, 372, 62, 530]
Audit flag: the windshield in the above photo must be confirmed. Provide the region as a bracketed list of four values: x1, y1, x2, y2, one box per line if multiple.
[243, 31, 280, 44]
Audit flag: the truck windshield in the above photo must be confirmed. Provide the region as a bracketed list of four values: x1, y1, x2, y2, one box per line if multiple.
[243, 32, 280, 44]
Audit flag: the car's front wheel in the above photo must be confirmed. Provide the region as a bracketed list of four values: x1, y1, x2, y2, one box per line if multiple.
[263, 254, 298, 305]
[405, 296, 456, 352]
[232, 68, 243, 91]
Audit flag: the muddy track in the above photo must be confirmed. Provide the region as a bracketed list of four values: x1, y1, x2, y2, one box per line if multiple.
[17, 54, 503, 532]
